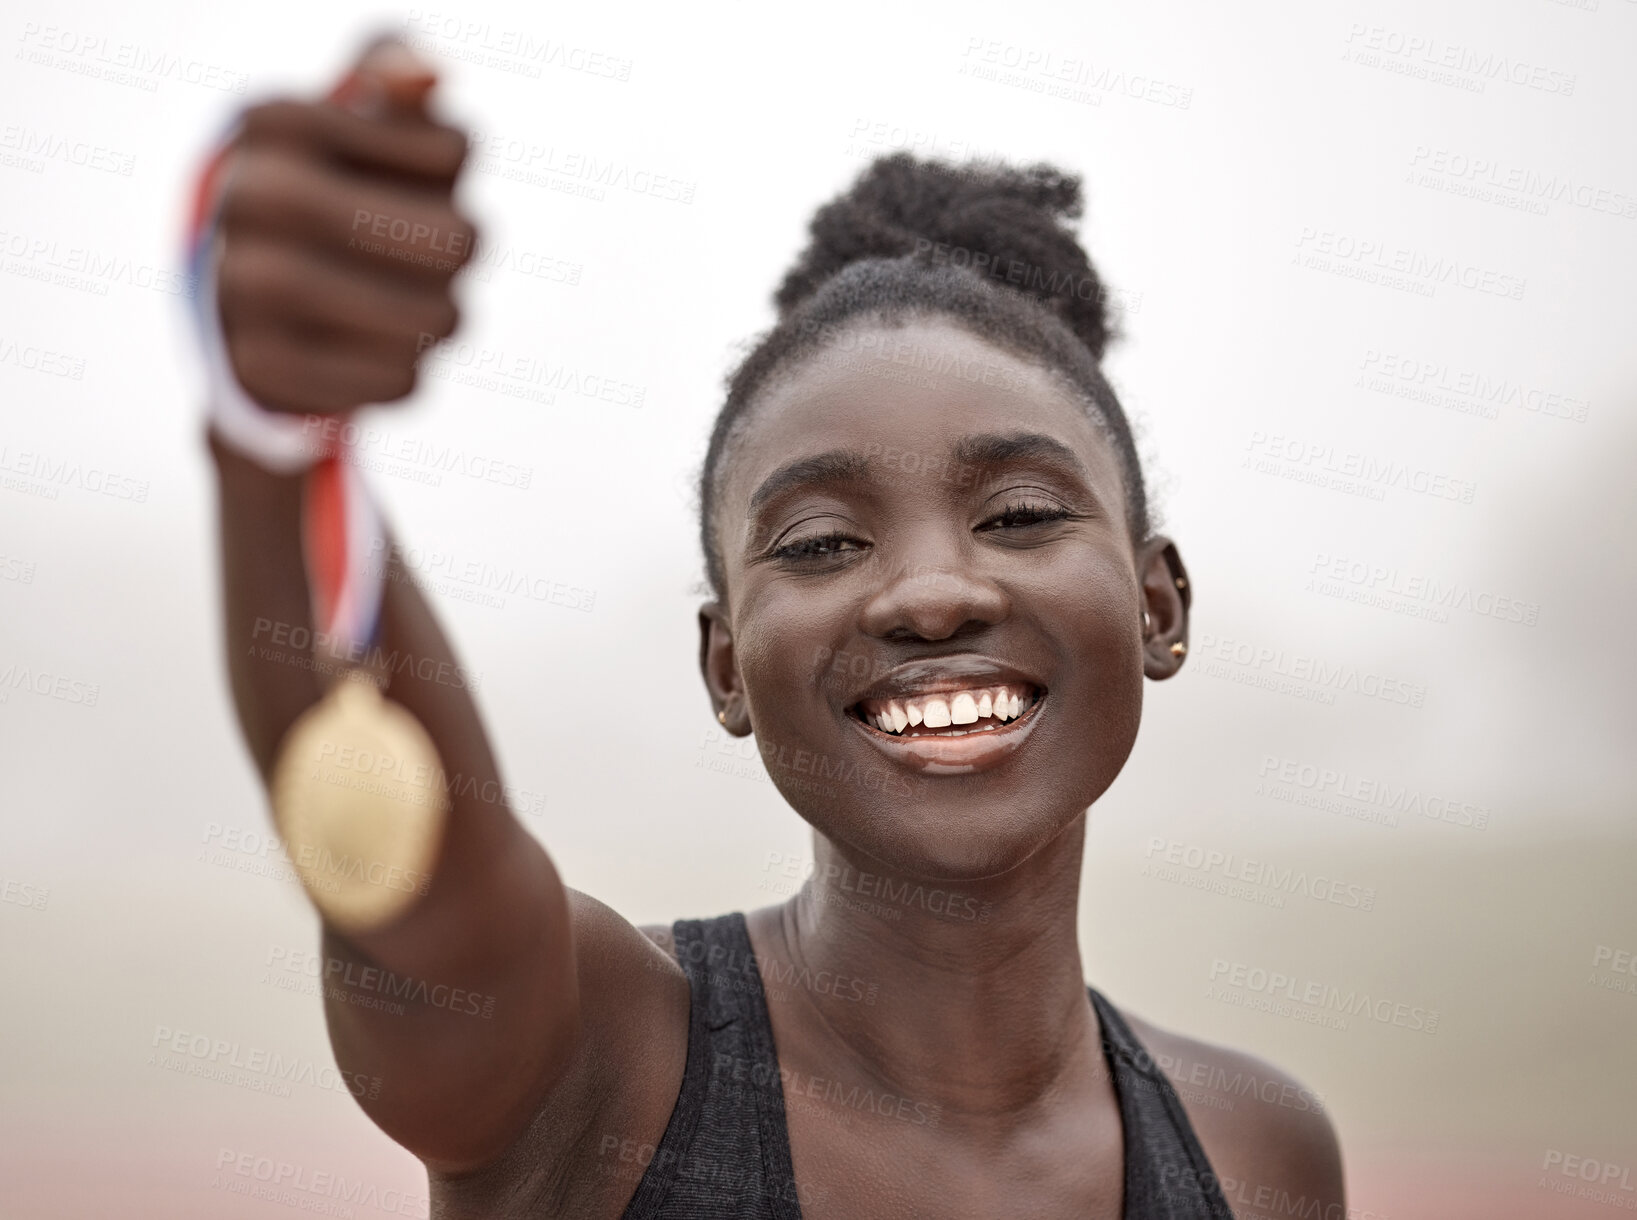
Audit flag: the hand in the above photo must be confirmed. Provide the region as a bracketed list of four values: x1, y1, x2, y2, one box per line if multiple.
[214, 39, 477, 415]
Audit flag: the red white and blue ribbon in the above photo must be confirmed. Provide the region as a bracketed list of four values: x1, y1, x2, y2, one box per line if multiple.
[186, 71, 388, 658]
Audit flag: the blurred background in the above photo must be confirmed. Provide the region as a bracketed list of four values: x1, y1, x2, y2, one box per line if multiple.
[2, 0, 1633, 1215]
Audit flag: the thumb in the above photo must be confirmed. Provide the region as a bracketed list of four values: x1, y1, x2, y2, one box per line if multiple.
[331, 37, 438, 119]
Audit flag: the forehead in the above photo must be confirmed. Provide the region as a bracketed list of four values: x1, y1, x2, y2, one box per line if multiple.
[718, 317, 1123, 512]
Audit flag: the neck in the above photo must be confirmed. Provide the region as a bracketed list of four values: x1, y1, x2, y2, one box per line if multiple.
[765, 812, 1100, 1121]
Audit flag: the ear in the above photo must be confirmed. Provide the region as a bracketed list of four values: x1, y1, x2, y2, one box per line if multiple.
[1137, 536, 1191, 681]
[698, 600, 749, 734]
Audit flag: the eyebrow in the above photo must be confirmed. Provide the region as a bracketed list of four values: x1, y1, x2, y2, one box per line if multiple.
[748, 449, 871, 512]
[952, 432, 1092, 482]
[746, 431, 1094, 513]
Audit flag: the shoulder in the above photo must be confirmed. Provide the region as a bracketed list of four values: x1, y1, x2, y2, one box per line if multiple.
[636, 918, 678, 960]
[567, 892, 686, 995]
[429, 896, 689, 1207]
[1121, 1010, 1345, 1216]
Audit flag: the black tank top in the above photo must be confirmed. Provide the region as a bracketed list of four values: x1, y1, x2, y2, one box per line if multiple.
[619, 913, 1235, 1219]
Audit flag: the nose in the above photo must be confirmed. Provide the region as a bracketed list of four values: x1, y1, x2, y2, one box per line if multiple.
[857, 543, 1010, 643]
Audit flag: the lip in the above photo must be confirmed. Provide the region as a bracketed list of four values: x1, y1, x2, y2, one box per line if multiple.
[842, 655, 1049, 777]
[847, 690, 1046, 776]
[848, 655, 1047, 706]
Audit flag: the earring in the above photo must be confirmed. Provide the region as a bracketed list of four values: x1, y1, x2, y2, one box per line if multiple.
[1142, 611, 1152, 634]
[1169, 642, 1187, 658]
[717, 709, 727, 725]
[1175, 576, 1187, 589]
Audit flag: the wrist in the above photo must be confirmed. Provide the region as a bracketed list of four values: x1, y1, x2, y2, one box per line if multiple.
[204, 418, 311, 483]
[203, 386, 333, 474]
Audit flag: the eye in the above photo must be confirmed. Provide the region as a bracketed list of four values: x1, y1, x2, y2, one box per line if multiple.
[770, 531, 868, 563]
[978, 500, 1074, 531]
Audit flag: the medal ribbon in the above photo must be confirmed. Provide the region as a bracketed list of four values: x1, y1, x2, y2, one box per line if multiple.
[186, 70, 388, 659]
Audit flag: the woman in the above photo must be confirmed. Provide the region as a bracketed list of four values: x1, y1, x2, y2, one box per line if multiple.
[201, 38, 1344, 1219]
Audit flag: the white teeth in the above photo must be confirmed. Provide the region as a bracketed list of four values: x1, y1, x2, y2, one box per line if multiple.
[860, 685, 1037, 734]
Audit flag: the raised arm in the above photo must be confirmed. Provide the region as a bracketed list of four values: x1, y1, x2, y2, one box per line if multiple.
[203, 43, 673, 1174]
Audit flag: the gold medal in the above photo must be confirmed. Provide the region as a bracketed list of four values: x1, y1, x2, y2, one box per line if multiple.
[269, 669, 449, 933]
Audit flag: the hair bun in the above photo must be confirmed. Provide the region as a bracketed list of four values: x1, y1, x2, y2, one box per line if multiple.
[773, 153, 1113, 361]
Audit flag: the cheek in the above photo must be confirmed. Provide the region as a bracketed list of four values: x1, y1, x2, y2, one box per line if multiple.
[1047, 553, 1145, 743]
[732, 586, 837, 729]
[1034, 540, 1141, 647]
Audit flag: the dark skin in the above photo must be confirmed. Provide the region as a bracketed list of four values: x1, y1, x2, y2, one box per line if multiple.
[209, 39, 1344, 1219]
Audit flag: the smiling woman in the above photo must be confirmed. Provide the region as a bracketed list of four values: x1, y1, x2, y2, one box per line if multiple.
[198, 37, 1342, 1220]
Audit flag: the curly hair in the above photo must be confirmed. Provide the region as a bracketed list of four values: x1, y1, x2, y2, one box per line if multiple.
[697, 152, 1148, 600]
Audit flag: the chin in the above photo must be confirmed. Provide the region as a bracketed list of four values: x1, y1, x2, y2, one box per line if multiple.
[757, 682, 1140, 887]
[783, 771, 1103, 886]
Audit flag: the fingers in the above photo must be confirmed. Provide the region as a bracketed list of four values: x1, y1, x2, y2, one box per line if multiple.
[220, 234, 460, 343]
[239, 99, 468, 186]
[342, 38, 439, 119]
[207, 39, 472, 418]
[220, 145, 478, 285]
[225, 320, 424, 416]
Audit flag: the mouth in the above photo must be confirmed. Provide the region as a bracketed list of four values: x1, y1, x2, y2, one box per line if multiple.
[848, 683, 1046, 738]
[842, 662, 1049, 776]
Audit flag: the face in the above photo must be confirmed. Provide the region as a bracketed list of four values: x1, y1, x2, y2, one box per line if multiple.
[701, 318, 1188, 882]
